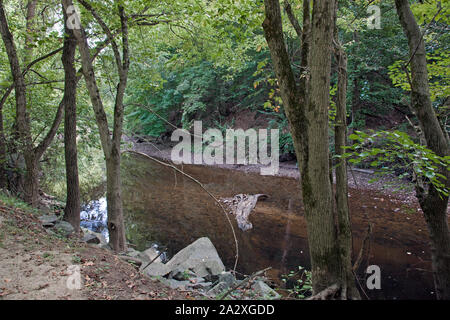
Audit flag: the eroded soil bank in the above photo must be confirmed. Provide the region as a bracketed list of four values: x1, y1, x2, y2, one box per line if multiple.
[0, 197, 195, 300]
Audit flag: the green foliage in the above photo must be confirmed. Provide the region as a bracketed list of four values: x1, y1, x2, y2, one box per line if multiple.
[344, 130, 450, 197]
[281, 266, 313, 299]
[0, 191, 39, 215]
[389, 49, 450, 102]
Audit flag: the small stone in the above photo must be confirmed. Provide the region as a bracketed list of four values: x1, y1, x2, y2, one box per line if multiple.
[207, 281, 230, 297]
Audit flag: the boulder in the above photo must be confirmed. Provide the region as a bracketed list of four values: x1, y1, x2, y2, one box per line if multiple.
[81, 227, 107, 245]
[54, 221, 74, 236]
[142, 261, 171, 277]
[218, 271, 236, 288]
[251, 280, 281, 300]
[207, 281, 230, 297]
[39, 215, 58, 227]
[82, 233, 100, 244]
[143, 247, 159, 261]
[164, 237, 225, 278]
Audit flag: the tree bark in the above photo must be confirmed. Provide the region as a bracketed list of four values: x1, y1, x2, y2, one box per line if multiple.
[66, 0, 129, 252]
[0, 0, 35, 203]
[334, 27, 359, 299]
[0, 100, 6, 188]
[395, 0, 450, 300]
[61, 1, 80, 233]
[0, 0, 66, 206]
[263, 0, 345, 295]
[304, 0, 342, 293]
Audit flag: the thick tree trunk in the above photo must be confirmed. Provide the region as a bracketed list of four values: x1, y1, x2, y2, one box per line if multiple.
[395, 0, 450, 300]
[303, 0, 341, 293]
[61, 3, 80, 233]
[0, 0, 36, 205]
[264, 0, 344, 295]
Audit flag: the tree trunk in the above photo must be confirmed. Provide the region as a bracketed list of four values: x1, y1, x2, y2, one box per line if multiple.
[0, 105, 6, 189]
[263, 0, 345, 295]
[66, 0, 129, 252]
[303, 0, 342, 293]
[61, 2, 80, 233]
[334, 35, 359, 299]
[395, 0, 450, 300]
[24, 0, 37, 65]
[350, 77, 361, 133]
[106, 148, 127, 252]
[0, 0, 36, 205]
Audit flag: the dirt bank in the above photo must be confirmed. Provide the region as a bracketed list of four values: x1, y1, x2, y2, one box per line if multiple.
[0, 195, 194, 300]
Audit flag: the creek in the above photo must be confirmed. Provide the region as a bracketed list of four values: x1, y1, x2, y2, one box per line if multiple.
[81, 153, 436, 299]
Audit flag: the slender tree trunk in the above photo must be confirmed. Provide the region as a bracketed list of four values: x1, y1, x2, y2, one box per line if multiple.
[0, 104, 6, 188]
[24, 0, 37, 65]
[66, 0, 129, 252]
[106, 147, 126, 251]
[61, 2, 80, 233]
[334, 36, 359, 299]
[395, 0, 450, 300]
[350, 77, 360, 133]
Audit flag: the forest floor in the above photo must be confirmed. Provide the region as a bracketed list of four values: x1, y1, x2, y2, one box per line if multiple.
[0, 195, 196, 300]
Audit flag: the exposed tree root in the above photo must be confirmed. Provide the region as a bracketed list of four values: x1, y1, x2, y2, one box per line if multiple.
[307, 284, 340, 300]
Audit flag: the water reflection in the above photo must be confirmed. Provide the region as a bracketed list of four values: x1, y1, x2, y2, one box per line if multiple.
[84, 153, 437, 299]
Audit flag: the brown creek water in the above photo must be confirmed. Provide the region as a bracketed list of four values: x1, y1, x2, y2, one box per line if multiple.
[118, 154, 437, 300]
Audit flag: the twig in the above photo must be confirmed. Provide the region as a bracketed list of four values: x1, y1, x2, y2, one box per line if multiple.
[218, 267, 272, 300]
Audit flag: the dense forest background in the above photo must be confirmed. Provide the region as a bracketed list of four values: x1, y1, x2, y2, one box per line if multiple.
[0, 0, 447, 200]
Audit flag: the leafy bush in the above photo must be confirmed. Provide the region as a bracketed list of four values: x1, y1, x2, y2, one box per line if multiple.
[281, 266, 313, 299]
[342, 130, 450, 197]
